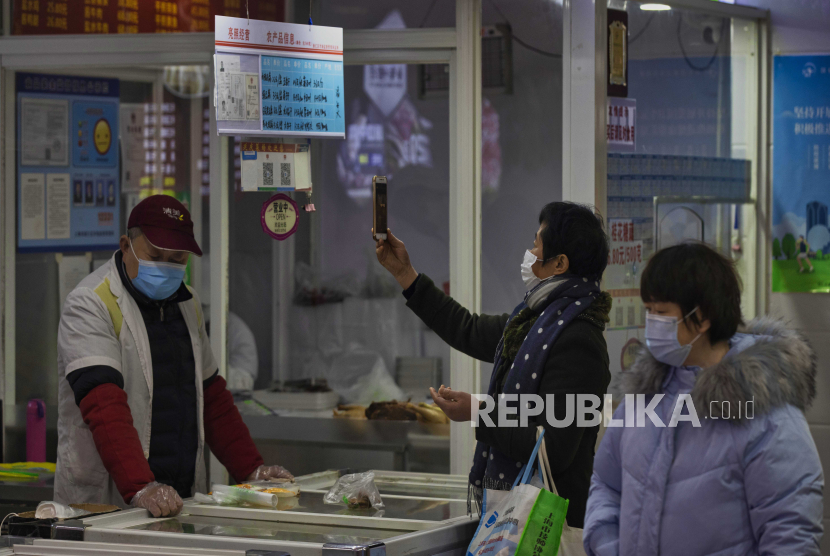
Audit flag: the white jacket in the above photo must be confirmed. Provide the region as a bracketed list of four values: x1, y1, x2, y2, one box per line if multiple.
[55, 254, 217, 506]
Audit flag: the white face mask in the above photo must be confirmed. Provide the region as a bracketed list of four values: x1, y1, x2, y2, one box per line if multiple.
[644, 307, 702, 367]
[521, 249, 542, 290]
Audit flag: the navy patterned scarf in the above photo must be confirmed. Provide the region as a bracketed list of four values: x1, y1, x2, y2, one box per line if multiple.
[468, 275, 601, 511]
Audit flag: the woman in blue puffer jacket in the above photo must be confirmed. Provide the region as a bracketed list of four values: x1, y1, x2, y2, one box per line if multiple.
[584, 242, 823, 555]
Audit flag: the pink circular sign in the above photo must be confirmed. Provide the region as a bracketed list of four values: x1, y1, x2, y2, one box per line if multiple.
[261, 193, 299, 241]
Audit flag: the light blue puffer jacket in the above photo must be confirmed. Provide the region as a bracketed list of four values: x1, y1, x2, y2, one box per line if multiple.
[584, 318, 824, 555]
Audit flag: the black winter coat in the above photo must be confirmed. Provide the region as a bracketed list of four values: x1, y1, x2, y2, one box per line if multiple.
[405, 274, 611, 528]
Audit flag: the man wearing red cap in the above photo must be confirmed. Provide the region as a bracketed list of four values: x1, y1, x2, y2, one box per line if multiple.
[55, 195, 291, 515]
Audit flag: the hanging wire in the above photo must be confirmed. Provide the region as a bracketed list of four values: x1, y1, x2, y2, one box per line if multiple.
[309, 0, 313, 26]
[419, 0, 440, 27]
[628, 13, 655, 45]
[486, 0, 561, 59]
[677, 14, 727, 72]
[246, 0, 249, 24]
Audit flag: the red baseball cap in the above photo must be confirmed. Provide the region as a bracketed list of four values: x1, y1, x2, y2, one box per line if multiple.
[127, 195, 202, 256]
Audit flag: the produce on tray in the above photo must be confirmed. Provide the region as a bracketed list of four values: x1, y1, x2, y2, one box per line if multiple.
[195, 481, 300, 509]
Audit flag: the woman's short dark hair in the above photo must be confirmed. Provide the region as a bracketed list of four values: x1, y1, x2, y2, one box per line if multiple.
[538, 202, 609, 279]
[640, 242, 743, 343]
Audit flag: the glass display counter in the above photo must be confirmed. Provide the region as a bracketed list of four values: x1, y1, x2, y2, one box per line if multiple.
[32, 471, 477, 556]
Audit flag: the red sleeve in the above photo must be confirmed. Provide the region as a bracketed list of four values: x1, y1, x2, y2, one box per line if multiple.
[203, 375, 264, 482]
[79, 383, 155, 503]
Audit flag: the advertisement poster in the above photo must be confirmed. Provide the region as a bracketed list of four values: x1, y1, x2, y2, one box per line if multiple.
[214, 16, 344, 139]
[17, 73, 120, 253]
[772, 55, 830, 292]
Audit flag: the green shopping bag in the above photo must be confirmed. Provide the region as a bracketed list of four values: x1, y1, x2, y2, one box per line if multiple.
[466, 429, 570, 556]
[515, 487, 570, 556]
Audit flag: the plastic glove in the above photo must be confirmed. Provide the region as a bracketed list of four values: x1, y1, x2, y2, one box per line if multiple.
[131, 482, 183, 518]
[246, 464, 294, 482]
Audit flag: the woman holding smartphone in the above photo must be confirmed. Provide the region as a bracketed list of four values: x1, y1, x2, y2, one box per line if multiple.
[374, 201, 612, 528]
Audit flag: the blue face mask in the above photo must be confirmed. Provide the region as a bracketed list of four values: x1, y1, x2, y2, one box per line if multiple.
[644, 306, 702, 367]
[130, 241, 187, 301]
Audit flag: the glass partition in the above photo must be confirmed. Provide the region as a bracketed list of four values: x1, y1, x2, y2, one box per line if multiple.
[479, 0, 564, 388]
[202, 62, 451, 475]
[604, 1, 761, 386]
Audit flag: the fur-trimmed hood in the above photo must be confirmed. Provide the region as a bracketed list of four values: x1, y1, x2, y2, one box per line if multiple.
[620, 316, 817, 422]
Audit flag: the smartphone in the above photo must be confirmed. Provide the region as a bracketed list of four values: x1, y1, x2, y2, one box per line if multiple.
[373, 175, 388, 240]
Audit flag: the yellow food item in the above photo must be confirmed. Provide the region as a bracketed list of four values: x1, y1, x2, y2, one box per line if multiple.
[235, 484, 253, 490]
[333, 404, 368, 419]
[262, 488, 294, 494]
[414, 403, 450, 424]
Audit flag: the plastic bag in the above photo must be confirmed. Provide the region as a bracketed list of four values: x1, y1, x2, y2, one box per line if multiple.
[35, 501, 89, 519]
[211, 484, 278, 508]
[323, 472, 384, 510]
[327, 345, 404, 405]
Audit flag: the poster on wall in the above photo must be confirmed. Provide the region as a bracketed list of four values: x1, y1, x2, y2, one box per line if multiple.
[214, 16, 344, 139]
[119, 103, 145, 194]
[605, 218, 645, 330]
[17, 73, 120, 253]
[772, 55, 830, 293]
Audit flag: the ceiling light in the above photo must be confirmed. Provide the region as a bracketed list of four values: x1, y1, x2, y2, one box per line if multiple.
[639, 3, 672, 10]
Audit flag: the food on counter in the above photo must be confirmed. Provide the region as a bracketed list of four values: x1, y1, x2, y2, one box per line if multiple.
[365, 401, 418, 421]
[333, 404, 368, 419]
[345, 492, 373, 509]
[323, 471, 385, 510]
[333, 401, 450, 423]
[365, 401, 451, 423]
[262, 487, 298, 496]
[198, 481, 300, 509]
[413, 402, 450, 424]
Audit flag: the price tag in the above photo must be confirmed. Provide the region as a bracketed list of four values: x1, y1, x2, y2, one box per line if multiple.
[261, 193, 299, 240]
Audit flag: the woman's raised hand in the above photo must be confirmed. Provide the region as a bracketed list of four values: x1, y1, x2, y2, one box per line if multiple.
[374, 228, 419, 289]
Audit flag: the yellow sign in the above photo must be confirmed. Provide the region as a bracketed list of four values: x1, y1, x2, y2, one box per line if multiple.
[93, 118, 112, 155]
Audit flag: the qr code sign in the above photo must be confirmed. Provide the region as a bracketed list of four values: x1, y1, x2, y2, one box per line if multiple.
[281, 163, 291, 186]
[263, 163, 274, 186]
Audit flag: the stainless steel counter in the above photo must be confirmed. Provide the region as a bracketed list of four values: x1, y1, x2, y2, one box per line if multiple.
[61, 470, 478, 556]
[243, 415, 450, 474]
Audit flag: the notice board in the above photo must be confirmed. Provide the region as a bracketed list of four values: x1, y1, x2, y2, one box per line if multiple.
[214, 16, 345, 139]
[16, 73, 120, 253]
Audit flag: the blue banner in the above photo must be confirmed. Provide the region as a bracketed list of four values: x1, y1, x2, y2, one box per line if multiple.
[260, 56, 344, 134]
[772, 56, 830, 292]
[16, 72, 120, 253]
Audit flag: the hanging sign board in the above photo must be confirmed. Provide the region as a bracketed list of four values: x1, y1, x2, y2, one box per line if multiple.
[240, 141, 312, 192]
[16, 73, 120, 253]
[607, 97, 636, 153]
[214, 16, 344, 139]
[261, 193, 299, 240]
[607, 8, 628, 98]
